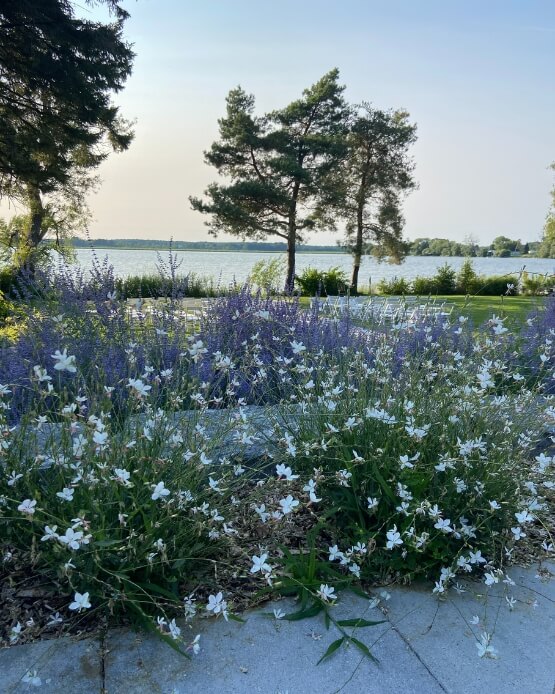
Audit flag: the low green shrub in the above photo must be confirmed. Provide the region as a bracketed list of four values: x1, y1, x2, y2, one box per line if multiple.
[456, 259, 479, 295]
[115, 273, 221, 299]
[377, 276, 411, 295]
[296, 267, 348, 296]
[521, 272, 555, 295]
[248, 257, 286, 294]
[412, 276, 436, 295]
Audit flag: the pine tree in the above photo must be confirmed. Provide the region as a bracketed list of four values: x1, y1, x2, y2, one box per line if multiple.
[0, 0, 134, 268]
[190, 69, 349, 292]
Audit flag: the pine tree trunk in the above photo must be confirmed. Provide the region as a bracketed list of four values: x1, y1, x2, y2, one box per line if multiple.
[284, 181, 301, 294]
[350, 198, 364, 294]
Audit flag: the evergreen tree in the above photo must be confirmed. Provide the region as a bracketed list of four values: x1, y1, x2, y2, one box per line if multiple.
[190, 69, 349, 291]
[538, 163, 555, 258]
[333, 104, 417, 293]
[0, 0, 134, 268]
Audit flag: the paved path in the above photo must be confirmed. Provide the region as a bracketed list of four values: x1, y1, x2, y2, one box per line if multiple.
[1, 561, 553, 694]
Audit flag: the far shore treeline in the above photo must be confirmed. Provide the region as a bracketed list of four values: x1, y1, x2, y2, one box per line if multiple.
[70, 236, 542, 257]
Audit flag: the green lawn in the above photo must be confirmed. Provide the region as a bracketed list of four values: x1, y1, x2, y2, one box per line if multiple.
[433, 295, 543, 325]
[300, 295, 545, 326]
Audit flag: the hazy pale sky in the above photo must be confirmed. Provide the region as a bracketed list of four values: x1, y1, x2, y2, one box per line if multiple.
[86, 0, 555, 244]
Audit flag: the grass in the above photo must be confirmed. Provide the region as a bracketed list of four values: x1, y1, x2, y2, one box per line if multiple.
[433, 295, 543, 325]
[299, 295, 544, 326]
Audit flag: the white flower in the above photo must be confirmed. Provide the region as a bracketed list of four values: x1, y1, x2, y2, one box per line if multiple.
[56, 487, 74, 502]
[113, 468, 132, 486]
[290, 340, 306, 354]
[93, 430, 109, 447]
[367, 496, 379, 511]
[484, 571, 500, 587]
[250, 553, 271, 574]
[206, 592, 228, 620]
[189, 634, 201, 654]
[328, 545, 344, 562]
[10, 622, 22, 644]
[33, 365, 52, 383]
[46, 612, 63, 626]
[317, 584, 336, 603]
[276, 464, 299, 481]
[511, 526, 526, 540]
[127, 378, 152, 397]
[151, 481, 170, 501]
[278, 495, 299, 515]
[7, 471, 23, 487]
[273, 608, 285, 620]
[476, 632, 497, 659]
[386, 525, 403, 550]
[168, 618, 181, 640]
[69, 591, 91, 612]
[18, 498, 37, 515]
[303, 478, 321, 503]
[58, 527, 85, 550]
[22, 671, 42, 687]
[200, 452, 212, 466]
[51, 349, 77, 373]
[434, 518, 452, 533]
[515, 510, 534, 524]
[41, 525, 59, 542]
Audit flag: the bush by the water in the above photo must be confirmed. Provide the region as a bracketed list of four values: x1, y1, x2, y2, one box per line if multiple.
[295, 266, 348, 296]
[378, 261, 520, 296]
[114, 272, 222, 299]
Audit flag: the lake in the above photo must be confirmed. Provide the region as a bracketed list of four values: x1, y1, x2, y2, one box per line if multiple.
[74, 248, 555, 287]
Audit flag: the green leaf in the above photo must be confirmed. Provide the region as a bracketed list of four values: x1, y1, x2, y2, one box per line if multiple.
[94, 539, 122, 548]
[134, 581, 180, 602]
[337, 618, 386, 628]
[227, 613, 246, 623]
[317, 637, 345, 665]
[282, 603, 323, 621]
[349, 637, 379, 664]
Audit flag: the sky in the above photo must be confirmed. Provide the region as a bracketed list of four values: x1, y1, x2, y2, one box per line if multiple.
[84, 0, 555, 244]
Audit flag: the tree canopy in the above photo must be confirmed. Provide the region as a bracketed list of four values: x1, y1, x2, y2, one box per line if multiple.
[190, 69, 350, 291]
[538, 163, 555, 259]
[333, 103, 417, 292]
[0, 0, 134, 268]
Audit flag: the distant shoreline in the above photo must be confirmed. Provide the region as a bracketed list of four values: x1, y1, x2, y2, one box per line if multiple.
[75, 246, 345, 254]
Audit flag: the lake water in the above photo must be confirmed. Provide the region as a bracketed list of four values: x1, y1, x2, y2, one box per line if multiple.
[74, 248, 555, 287]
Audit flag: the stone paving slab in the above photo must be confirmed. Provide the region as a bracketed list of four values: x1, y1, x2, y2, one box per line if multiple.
[1, 562, 553, 694]
[0, 637, 101, 693]
[384, 562, 555, 694]
[104, 594, 443, 694]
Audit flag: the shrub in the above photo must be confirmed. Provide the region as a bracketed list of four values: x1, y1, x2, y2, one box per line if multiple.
[247, 257, 286, 294]
[377, 276, 411, 295]
[270, 322, 552, 586]
[456, 259, 479, 295]
[474, 274, 520, 296]
[521, 272, 555, 296]
[412, 276, 436, 295]
[296, 267, 348, 296]
[432, 263, 457, 294]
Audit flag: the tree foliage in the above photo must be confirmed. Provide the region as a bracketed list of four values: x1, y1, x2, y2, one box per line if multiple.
[190, 69, 350, 291]
[0, 0, 134, 268]
[538, 163, 555, 259]
[334, 104, 417, 292]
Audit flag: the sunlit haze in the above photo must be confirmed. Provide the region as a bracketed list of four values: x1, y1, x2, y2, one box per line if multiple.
[79, 1, 555, 244]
